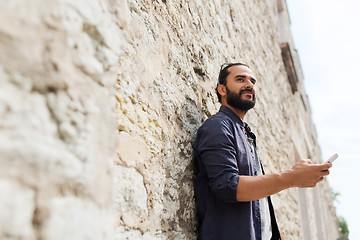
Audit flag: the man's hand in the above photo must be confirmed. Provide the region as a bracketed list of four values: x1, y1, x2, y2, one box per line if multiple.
[284, 159, 332, 188]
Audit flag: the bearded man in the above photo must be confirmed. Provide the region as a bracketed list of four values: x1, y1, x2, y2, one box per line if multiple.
[193, 63, 332, 240]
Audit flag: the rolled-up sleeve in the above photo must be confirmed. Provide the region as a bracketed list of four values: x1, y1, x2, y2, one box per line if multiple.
[196, 117, 240, 203]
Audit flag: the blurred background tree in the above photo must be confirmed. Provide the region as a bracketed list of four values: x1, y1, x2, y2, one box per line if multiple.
[338, 216, 349, 240]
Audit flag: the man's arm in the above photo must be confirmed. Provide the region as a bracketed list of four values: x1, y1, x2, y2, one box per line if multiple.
[236, 159, 332, 202]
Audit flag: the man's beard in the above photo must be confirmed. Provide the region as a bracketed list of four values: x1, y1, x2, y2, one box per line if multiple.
[226, 86, 256, 111]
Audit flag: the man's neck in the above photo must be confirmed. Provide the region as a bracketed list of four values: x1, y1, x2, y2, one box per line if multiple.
[222, 103, 247, 120]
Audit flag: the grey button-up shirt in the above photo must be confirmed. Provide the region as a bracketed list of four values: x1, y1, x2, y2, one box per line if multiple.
[193, 106, 280, 240]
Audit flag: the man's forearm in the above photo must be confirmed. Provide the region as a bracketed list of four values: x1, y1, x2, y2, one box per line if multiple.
[236, 172, 292, 201]
[236, 161, 332, 202]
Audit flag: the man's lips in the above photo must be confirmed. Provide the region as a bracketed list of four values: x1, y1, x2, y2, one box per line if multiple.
[240, 90, 254, 97]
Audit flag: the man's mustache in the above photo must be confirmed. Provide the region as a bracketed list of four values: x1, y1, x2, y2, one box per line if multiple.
[239, 89, 255, 95]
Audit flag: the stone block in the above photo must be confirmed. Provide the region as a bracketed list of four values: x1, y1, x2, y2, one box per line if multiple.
[41, 196, 112, 240]
[0, 180, 36, 239]
[109, 0, 130, 29]
[114, 226, 167, 240]
[114, 165, 148, 228]
[116, 132, 151, 168]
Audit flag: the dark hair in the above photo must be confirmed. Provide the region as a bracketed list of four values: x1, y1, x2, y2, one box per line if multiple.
[216, 62, 250, 103]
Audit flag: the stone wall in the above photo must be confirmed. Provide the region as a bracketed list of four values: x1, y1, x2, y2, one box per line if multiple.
[0, 0, 120, 239]
[0, 0, 338, 239]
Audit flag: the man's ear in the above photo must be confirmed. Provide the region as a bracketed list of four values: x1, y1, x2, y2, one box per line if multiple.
[217, 84, 226, 98]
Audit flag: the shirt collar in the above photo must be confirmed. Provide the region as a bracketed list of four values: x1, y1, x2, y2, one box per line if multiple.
[219, 105, 245, 128]
[219, 106, 256, 141]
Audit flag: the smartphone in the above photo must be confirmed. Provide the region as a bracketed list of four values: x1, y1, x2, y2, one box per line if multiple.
[325, 153, 338, 163]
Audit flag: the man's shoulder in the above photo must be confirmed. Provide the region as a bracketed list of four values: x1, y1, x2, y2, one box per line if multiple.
[199, 111, 236, 133]
[194, 112, 237, 150]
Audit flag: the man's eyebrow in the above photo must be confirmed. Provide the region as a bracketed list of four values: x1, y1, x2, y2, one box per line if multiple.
[235, 75, 257, 82]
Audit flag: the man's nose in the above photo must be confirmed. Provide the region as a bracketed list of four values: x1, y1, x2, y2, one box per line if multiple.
[245, 79, 254, 89]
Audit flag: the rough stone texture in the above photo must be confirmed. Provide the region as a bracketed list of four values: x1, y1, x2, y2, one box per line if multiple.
[0, 0, 339, 239]
[41, 196, 114, 240]
[0, 180, 36, 239]
[114, 165, 148, 228]
[0, 0, 119, 239]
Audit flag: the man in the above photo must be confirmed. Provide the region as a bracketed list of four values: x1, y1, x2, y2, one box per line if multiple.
[193, 63, 332, 240]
